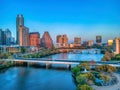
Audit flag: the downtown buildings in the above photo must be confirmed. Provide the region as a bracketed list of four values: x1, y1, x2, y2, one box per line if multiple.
[16, 14, 53, 49]
[16, 14, 29, 46]
[56, 34, 68, 48]
[74, 37, 81, 47]
[0, 14, 54, 53]
[0, 28, 15, 45]
[41, 31, 53, 49]
[29, 32, 40, 48]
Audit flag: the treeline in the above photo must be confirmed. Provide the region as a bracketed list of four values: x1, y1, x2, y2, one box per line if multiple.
[0, 53, 13, 59]
[101, 51, 120, 61]
[23, 49, 60, 58]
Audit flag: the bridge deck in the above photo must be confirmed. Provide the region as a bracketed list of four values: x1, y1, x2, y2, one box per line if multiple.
[1, 59, 120, 67]
[6, 59, 79, 65]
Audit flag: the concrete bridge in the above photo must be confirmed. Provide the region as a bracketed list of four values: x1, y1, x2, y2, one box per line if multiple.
[5, 59, 79, 69]
[58, 48, 101, 54]
[1, 59, 120, 69]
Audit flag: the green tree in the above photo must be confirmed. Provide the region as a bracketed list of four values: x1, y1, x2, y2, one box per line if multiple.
[96, 64, 116, 73]
[76, 75, 86, 85]
[86, 72, 95, 81]
[78, 63, 90, 71]
[21, 47, 26, 53]
[76, 84, 93, 90]
[72, 66, 80, 76]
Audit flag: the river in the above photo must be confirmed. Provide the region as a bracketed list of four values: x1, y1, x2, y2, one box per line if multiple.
[45, 53, 103, 61]
[0, 53, 103, 90]
[0, 67, 76, 90]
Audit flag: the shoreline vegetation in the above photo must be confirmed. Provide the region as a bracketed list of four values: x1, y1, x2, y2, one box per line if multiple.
[71, 63, 118, 90]
[0, 61, 14, 71]
[22, 49, 61, 58]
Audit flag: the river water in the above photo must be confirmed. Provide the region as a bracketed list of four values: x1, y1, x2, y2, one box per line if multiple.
[0, 53, 103, 90]
[0, 67, 76, 90]
[45, 53, 103, 61]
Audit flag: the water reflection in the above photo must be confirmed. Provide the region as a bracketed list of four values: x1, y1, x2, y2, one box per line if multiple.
[0, 67, 76, 90]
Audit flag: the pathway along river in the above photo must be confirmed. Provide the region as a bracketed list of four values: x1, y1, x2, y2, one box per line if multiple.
[0, 53, 103, 90]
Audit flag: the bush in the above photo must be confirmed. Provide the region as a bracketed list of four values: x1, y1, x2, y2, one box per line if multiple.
[76, 84, 93, 90]
[96, 65, 116, 73]
[72, 66, 80, 76]
[78, 63, 90, 71]
[76, 75, 86, 85]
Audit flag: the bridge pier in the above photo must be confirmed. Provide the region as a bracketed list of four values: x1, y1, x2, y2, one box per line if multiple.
[67, 64, 71, 70]
[46, 63, 51, 69]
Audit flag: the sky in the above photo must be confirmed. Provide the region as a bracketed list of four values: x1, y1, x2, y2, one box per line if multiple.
[0, 0, 120, 43]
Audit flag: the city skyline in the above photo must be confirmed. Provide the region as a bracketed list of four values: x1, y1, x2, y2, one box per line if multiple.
[0, 0, 120, 43]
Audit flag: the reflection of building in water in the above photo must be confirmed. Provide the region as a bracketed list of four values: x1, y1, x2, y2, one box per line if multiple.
[19, 67, 30, 77]
[58, 53, 68, 60]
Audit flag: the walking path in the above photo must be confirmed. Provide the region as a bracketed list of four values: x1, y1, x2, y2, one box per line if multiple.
[92, 73, 120, 90]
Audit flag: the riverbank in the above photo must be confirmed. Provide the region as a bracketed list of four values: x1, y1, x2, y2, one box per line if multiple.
[92, 73, 120, 90]
[72, 63, 118, 90]
[0, 61, 14, 70]
[22, 49, 61, 58]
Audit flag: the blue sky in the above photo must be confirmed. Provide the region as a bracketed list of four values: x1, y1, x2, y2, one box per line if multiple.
[0, 0, 120, 43]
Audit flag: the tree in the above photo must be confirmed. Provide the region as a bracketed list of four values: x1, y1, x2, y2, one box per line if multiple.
[86, 72, 95, 81]
[77, 84, 93, 90]
[76, 75, 86, 85]
[96, 65, 116, 73]
[72, 66, 80, 76]
[101, 51, 113, 61]
[100, 74, 110, 82]
[21, 47, 26, 53]
[78, 63, 90, 71]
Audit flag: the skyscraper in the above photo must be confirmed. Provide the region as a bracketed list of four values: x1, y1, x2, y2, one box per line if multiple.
[96, 35, 102, 45]
[113, 37, 120, 54]
[88, 40, 94, 46]
[16, 14, 24, 44]
[29, 32, 40, 48]
[4, 28, 12, 45]
[41, 31, 53, 49]
[19, 26, 29, 46]
[56, 34, 68, 48]
[74, 37, 81, 47]
[56, 35, 62, 44]
[0, 29, 4, 45]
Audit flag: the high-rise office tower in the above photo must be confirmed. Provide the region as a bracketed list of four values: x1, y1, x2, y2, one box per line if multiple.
[56, 35, 62, 44]
[96, 35, 102, 45]
[16, 14, 24, 44]
[113, 37, 120, 54]
[74, 37, 81, 47]
[19, 26, 29, 46]
[0, 29, 4, 45]
[56, 34, 68, 48]
[41, 31, 53, 49]
[29, 32, 40, 48]
[83, 41, 89, 47]
[88, 40, 94, 46]
[4, 28, 12, 45]
[74, 37, 81, 44]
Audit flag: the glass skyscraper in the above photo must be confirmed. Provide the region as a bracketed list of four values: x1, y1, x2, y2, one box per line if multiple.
[16, 14, 24, 44]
